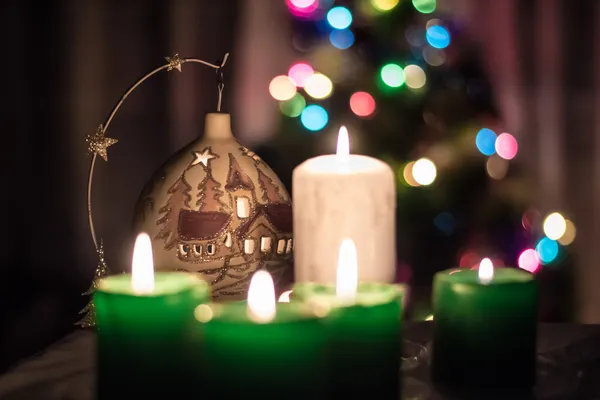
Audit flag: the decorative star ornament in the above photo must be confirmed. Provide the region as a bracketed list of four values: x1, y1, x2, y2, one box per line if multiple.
[86, 124, 118, 162]
[165, 53, 183, 72]
[191, 147, 218, 169]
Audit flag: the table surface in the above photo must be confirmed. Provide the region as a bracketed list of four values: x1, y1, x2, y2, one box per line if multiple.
[0, 322, 599, 399]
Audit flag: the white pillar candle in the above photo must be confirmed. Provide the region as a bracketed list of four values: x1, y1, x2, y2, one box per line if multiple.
[292, 126, 396, 283]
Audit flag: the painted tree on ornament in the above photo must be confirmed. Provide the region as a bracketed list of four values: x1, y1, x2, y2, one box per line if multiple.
[197, 170, 228, 212]
[155, 174, 192, 250]
[257, 168, 285, 203]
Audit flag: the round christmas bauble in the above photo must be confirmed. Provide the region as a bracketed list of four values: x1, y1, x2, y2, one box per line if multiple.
[133, 113, 293, 300]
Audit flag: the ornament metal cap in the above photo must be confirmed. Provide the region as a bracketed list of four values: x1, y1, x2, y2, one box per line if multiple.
[204, 113, 233, 140]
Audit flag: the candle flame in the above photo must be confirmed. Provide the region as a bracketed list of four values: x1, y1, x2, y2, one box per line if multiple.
[478, 258, 494, 284]
[131, 232, 155, 293]
[247, 270, 276, 322]
[336, 238, 358, 302]
[336, 126, 350, 157]
[278, 290, 293, 303]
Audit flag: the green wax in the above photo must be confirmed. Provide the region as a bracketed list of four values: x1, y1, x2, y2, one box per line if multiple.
[293, 282, 405, 399]
[198, 302, 327, 400]
[95, 272, 210, 399]
[432, 268, 538, 392]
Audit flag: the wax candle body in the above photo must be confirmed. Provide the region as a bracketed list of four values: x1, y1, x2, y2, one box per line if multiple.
[432, 268, 538, 393]
[294, 282, 404, 398]
[198, 303, 327, 400]
[293, 155, 396, 283]
[95, 273, 209, 398]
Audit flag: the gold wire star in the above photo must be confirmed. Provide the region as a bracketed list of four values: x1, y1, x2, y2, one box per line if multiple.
[86, 124, 118, 162]
[165, 53, 183, 72]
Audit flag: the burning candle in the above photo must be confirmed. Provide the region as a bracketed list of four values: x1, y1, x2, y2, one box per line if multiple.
[431, 259, 538, 394]
[95, 233, 210, 399]
[292, 126, 396, 284]
[198, 270, 327, 400]
[293, 239, 405, 399]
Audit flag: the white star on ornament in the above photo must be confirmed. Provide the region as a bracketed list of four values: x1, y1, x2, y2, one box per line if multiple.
[190, 147, 218, 169]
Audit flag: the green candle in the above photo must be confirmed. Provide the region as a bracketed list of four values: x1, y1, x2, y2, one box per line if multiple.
[95, 234, 210, 399]
[431, 261, 538, 393]
[197, 271, 327, 400]
[293, 281, 405, 399]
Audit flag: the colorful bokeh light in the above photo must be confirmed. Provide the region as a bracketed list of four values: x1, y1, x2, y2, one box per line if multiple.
[518, 249, 540, 273]
[300, 104, 328, 131]
[327, 6, 352, 30]
[412, 0, 436, 14]
[423, 47, 445, 66]
[349, 91, 376, 117]
[412, 158, 437, 185]
[279, 93, 306, 117]
[371, 0, 399, 11]
[269, 75, 297, 101]
[495, 133, 518, 160]
[404, 65, 426, 89]
[426, 25, 451, 49]
[287, 0, 319, 17]
[402, 162, 420, 187]
[329, 29, 355, 49]
[536, 237, 559, 264]
[304, 72, 333, 99]
[486, 155, 509, 180]
[476, 128, 497, 156]
[380, 64, 405, 88]
[558, 219, 576, 246]
[288, 63, 314, 87]
[543, 212, 567, 241]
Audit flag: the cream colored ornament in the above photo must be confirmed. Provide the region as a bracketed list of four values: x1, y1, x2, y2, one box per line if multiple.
[133, 113, 293, 300]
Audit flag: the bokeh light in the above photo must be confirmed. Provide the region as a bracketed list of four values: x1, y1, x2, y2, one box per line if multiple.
[434, 212, 455, 235]
[486, 155, 509, 180]
[269, 75, 297, 101]
[304, 73, 333, 99]
[426, 25, 451, 49]
[558, 219, 576, 246]
[459, 251, 480, 268]
[412, 158, 437, 185]
[349, 92, 376, 117]
[423, 47, 445, 66]
[327, 6, 352, 30]
[536, 237, 559, 264]
[475, 128, 497, 155]
[402, 162, 420, 187]
[412, 0, 436, 14]
[404, 65, 427, 89]
[543, 212, 567, 241]
[495, 133, 518, 160]
[380, 64, 405, 88]
[371, 0, 399, 11]
[287, 0, 319, 17]
[518, 249, 540, 273]
[289, 0, 317, 9]
[329, 29, 355, 49]
[279, 93, 306, 117]
[288, 63, 314, 87]
[300, 104, 328, 131]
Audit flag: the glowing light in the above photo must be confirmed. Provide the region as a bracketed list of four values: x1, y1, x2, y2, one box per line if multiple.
[289, 0, 317, 9]
[131, 232, 155, 293]
[412, 158, 437, 186]
[269, 75, 296, 101]
[380, 64, 405, 88]
[404, 65, 426, 89]
[536, 237, 559, 264]
[304, 73, 333, 99]
[412, 0, 436, 13]
[478, 258, 494, 284]
[278, 290, 293, 303]
[329, 29, 355, 50]
[423, 47, 445, 66]
[495, 133, 518, 160]
[288, 63, 314, 87]
[336, 126, 350, 157]
[279, 93, 306, 118]
[336, 238, 358, 302]
[459, 251, 479, 268]
[543, 212, 567, 240]
[300, 104, 328, 131]
[486, 155, 509, 180]
[194, 304, 214, 323]
[327, 6, 352, 30]
[426, 18, 443, 29]
[349, 92, 376, 117]
[518, 249, 540, 273]
[287, 0, 319, 17]
[426, 25, 450, 49]
[371, 0, 399, 11]
[476, 128, 497, 156]
[402, 162, 420, 187]
[558, 219, 576, 246]
[247, 270, 276, 323]
[425, 314, 434, 321]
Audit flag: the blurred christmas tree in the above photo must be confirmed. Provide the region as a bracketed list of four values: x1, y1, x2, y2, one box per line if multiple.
[257, 0, 575, 320]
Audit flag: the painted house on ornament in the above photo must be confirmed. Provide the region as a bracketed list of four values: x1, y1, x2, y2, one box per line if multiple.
[176, 209, 235, 262]
[236, 203, 293, 259]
